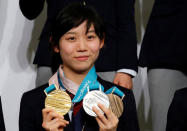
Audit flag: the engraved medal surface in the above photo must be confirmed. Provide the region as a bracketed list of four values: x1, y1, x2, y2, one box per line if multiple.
[107, 94, 124, 118]
[45, 90, 72, 116]
[83, 90, 109, 117]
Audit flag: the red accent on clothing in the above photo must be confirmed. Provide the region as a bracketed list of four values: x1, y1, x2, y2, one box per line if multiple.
[68, 91, 83, 116]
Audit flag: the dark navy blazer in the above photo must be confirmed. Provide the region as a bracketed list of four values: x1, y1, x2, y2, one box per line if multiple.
[19, 77, 139, 131]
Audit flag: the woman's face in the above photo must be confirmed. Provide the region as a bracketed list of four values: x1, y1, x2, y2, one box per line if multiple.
[54, 21, 104, 73]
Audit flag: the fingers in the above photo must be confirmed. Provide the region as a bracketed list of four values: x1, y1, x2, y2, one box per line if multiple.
[113, 78, 119, 85]
[95, 116, 105, 129]
[97, 104, 110, 116]
[113, 72, 133, 89]
[46, 111, 61, 122]
[42, 108, 69, 131]
[92, 106, 107, 125]
[97, 103, 117, 121]
[42, 118, 68, 131]
[93, 104, 119, 131]
[50, 118, 69, 128]
[42, 108, 54, 120]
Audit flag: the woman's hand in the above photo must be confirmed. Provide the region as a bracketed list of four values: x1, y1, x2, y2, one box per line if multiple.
[93, 104, 119, 131]
[42, 108, 69, 131]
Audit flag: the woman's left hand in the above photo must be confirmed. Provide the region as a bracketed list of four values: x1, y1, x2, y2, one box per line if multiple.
[92, 103, 119, 131]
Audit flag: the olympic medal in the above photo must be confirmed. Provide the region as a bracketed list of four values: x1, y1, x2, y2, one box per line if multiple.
[83, 90, 109, 117]
[45, 90, 72, 116]
[107, 94, 124, 118]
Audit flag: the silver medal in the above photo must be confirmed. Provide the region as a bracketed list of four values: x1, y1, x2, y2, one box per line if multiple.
[83, 85, 109, 117]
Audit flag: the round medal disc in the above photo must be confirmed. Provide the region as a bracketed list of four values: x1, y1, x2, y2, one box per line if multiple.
[107, 94, 124, 118]
[83, 90, 109, 117]
[45, 90, 72, 116]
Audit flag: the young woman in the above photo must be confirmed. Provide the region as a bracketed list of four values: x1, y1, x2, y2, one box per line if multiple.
[19, 3, 139, 131]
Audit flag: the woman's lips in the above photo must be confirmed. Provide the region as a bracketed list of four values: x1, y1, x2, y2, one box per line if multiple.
[75, 56, 89, 61]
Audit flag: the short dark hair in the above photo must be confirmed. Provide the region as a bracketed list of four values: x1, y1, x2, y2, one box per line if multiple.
[50, 2, 105, 47]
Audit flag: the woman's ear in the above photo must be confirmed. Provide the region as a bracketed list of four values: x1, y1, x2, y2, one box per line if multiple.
[99, 38, 104, 49]
[50, 36, 60, 53]
[53, 45, 60, 53]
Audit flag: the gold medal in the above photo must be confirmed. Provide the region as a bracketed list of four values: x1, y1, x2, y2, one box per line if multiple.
[44, 85, 72, 116]
[107, 94, 124, 118]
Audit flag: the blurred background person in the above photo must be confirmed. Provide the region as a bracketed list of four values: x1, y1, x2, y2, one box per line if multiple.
[0, 97, 5, 131]
[139, 0, 187, 130]
[166, 87, 187, 131]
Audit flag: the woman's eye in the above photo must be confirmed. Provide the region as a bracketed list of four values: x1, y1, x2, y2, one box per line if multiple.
[87, 35, 95, 40]
[67, 37, 75, 41]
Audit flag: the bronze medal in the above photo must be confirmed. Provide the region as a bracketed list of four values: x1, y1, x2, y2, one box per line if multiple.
[107, 94, 124, 118]
[45, 89, 72, 116]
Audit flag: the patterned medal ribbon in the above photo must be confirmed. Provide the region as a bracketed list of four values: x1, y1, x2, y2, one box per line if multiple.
[57, 66, 104, 103]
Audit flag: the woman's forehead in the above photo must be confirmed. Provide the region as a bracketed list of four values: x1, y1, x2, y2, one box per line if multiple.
[65, 21, 95, 34]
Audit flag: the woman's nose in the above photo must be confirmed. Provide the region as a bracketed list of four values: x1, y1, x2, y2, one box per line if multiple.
[77, 38, 87, 52]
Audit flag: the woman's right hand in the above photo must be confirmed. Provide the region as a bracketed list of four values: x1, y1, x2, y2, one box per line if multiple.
[93, 104, 119, 131]
[42, 108, 69, 131]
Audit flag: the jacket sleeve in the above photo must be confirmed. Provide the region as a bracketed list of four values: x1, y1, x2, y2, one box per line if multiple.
[19, 93, 39, 131]
[0, 97, 5, 131]
[166, 90, 187, 131]
[116, 0, 138, 72]
[19, 0, 45, 20]
[118, 90, 140, 131]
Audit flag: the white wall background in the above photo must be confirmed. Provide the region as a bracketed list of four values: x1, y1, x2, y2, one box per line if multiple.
[0, 0, 154, 130]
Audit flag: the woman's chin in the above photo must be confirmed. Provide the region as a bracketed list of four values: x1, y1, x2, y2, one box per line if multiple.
[73, 64, 93, 74]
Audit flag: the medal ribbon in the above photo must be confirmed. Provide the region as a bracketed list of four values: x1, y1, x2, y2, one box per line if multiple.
[105, 86, 125, 99]
[45, 66, 124, 102]
[57, 66, 104, 103]
[44, 84, 58, 95]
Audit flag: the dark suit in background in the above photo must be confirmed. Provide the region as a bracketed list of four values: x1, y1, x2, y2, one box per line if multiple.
[166, 87, 187, 131]
[0, 97, 5, 131]
[19, 0, 138, 87]
[139, 0, 187, 130]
